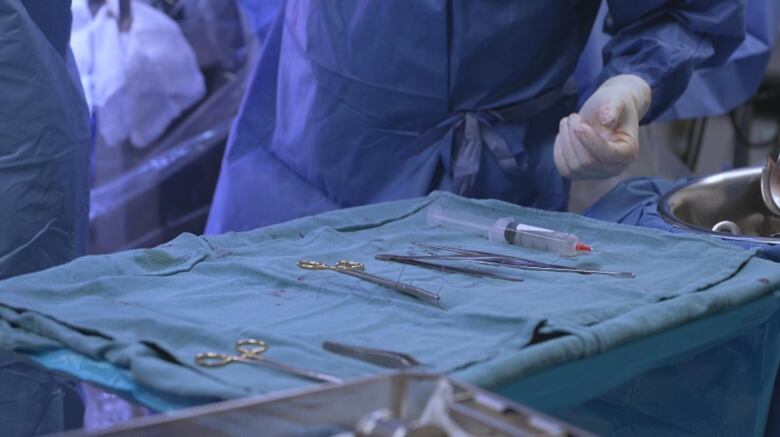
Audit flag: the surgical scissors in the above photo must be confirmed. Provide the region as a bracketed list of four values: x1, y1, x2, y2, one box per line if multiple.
[412, 243, 635, 278]
[297, 260, 441, 306]
[195, 338, 342, 384]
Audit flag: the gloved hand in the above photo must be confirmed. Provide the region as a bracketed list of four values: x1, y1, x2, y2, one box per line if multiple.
[554, 74, 652, 179]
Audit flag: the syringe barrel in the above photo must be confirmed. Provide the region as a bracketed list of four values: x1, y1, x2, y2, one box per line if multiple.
[428, 206, 583, 256]
[427, 206, 495, 236]
[507, 225, 580, 257]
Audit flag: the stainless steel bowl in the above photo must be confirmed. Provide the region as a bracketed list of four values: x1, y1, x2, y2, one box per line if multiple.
[658, 166, 780, 244]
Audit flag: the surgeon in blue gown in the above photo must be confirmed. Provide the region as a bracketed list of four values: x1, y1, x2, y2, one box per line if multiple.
[207, 1, 745, 233]
[0, 0, 89, 278]
[1, 0, 90, 435]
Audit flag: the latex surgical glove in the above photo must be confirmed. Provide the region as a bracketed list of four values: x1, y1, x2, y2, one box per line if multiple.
[554, 74, 652, 179]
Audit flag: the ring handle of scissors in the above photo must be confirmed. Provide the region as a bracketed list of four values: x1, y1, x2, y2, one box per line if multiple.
[335, 260, 365, 271]
[195, 351, 236, 367]
[297, 260, 330, 270]
[236, 338, 269, 356]
[298, 260, 366, 271]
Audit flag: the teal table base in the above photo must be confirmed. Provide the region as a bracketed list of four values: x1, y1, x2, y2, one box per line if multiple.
[496, 292, 780, 436]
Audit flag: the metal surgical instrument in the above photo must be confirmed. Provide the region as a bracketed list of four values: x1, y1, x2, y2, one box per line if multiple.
[297, 260, 441, 305]
[761, 153, 780, 216]
[323, 341, 422, 369]
[412, 242, 635, 278]
[375, 254, 523, 282]
[195, 338, 342, 384]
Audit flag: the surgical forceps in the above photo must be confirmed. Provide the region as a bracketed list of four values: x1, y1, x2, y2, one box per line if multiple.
[375, 254, 523, 282]
[412, 243, 635, 278]
[323, 341, 422, 369]
[195, 338, 342, 384]
[297, 260, 441, 306]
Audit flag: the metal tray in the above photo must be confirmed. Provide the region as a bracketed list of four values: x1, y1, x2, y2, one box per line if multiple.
[60, 373, 593, 437]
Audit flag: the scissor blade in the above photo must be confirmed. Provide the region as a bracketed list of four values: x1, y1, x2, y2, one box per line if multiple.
[323, 341, 421, 368]
[335, 266, 441, 305]
[251, 356, 343, 383]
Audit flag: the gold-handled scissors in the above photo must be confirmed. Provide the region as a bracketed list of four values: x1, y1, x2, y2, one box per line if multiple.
[297, 260, 441, 306]
[195, 338, 342, 384]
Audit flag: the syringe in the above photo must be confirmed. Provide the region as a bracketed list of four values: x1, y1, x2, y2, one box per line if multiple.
[427, 206, 592, 256]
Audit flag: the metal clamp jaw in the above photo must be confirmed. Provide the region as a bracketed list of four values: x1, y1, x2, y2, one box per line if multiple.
[88, 0, 132, 32]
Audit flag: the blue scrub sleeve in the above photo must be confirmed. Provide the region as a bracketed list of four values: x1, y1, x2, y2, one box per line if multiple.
[598, 0, 745, 122]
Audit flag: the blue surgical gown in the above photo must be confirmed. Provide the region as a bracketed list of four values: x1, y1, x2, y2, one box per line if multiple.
[206, 0, 744, 234]
[0, 0, 89, 278]
[574, 0, 779, 121]
[1, 2, 90, 435]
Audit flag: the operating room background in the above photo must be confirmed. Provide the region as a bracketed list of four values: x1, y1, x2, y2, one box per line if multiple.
[73, 0, 272, 254]
[8, 1, 779, 432]
[72, 0, 780, 254]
